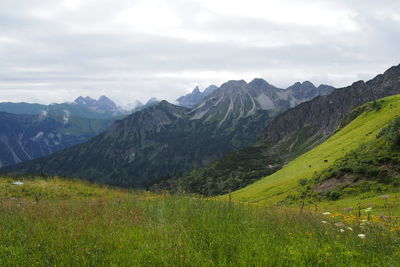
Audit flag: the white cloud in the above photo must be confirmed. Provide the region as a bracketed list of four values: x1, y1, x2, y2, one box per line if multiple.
[0, 0, 398, 105]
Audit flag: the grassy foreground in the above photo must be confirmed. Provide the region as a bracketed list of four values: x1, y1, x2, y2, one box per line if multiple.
[1, 177, 400, 266]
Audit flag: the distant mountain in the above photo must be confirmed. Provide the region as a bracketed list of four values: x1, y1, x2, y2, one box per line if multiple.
[176, 85, 218, 108]
[122, 100, 144, 113]
[144, 97, 160, 107]
[0, 111, 115, 168]
[3, 78, 334, 187]
[190, 79, 334, 125]
[286, 81, 335, 105]
[0, 96, 122, 119]
[72, 95, 119, 115]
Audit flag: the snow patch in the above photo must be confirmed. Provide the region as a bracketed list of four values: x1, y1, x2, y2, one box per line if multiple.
[128, 152, 135, 163]
[38, 110, 48, 120]
[62, 110, 70, 124]
[31, 132, 44, 141]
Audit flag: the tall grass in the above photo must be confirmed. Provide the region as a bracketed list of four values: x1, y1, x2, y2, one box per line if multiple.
[0, 178, 399, 266]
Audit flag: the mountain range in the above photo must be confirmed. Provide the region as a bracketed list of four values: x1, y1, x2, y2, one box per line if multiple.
[169, 64, 400, 195]
[1, 79, 334, 186]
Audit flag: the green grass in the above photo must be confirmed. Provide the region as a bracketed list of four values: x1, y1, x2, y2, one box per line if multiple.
[230, 95, 400, 206]
[0, 177, 400, 266]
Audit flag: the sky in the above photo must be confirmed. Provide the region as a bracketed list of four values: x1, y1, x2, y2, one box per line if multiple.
[0, 0, 399, 107]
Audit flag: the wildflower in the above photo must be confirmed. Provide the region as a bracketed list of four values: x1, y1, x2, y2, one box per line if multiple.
[381, 195, 390, 199]
[358, 234, 366, 239]
[11, 181, 24, 186]
[323, 212, 331, 216]
[347, 227, 353, 231]
[321, 221, 328, 224]
[361, 219, 368, 223]
[343, 207, 353, 212]
[339, 229, 345, 233]
[364, 207, 372, 212]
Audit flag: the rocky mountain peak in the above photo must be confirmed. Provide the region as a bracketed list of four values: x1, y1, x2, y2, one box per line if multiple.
[220, 80, 247, 90]
[73, 95, 118, 114]
[249, 78, 271, 87]
[176, 85, 217, 108]
[73, 96, 96, 105]
[145, 97, 160, 106]
[192, 86, 201, 94]
[204, 85, 218, 96]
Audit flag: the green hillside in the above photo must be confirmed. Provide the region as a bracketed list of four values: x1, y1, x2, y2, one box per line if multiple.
[230, 95, 400, 206]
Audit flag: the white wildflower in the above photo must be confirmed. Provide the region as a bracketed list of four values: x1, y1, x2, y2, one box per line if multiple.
[339, 229, 345, 233]
[358, 234, 366, 239]
[321, 221, 328, 224]
[347, 227, 353, 231]
[323, 212, 331, 216]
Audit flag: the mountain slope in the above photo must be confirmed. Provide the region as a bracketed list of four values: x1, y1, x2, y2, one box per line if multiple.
[229, 95, 400, 204]
[0, 112, 115, 168]
[263, 65, 400, 159]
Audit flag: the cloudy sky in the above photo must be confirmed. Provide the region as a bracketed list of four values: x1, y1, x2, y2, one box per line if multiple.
[0, 0, 399, 106]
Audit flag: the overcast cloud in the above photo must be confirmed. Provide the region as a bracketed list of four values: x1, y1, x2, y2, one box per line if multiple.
[0, 0, 399, 106]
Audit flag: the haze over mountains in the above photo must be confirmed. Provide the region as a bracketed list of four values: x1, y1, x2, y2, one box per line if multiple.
[1, 78, 335, 186]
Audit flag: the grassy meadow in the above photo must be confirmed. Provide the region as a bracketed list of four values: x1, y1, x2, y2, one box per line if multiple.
[1, 177, 400, 266]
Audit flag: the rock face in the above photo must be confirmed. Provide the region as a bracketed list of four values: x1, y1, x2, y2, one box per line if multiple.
[0, 112, 114, 168]
[176, 85, 218, 108]
[2, 77, 334, 186]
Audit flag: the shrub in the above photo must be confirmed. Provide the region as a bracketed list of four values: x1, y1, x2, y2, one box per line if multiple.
[327, 190, 341, 200]
[298, 178, 308, 186]
[378, 117, 400, 148]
